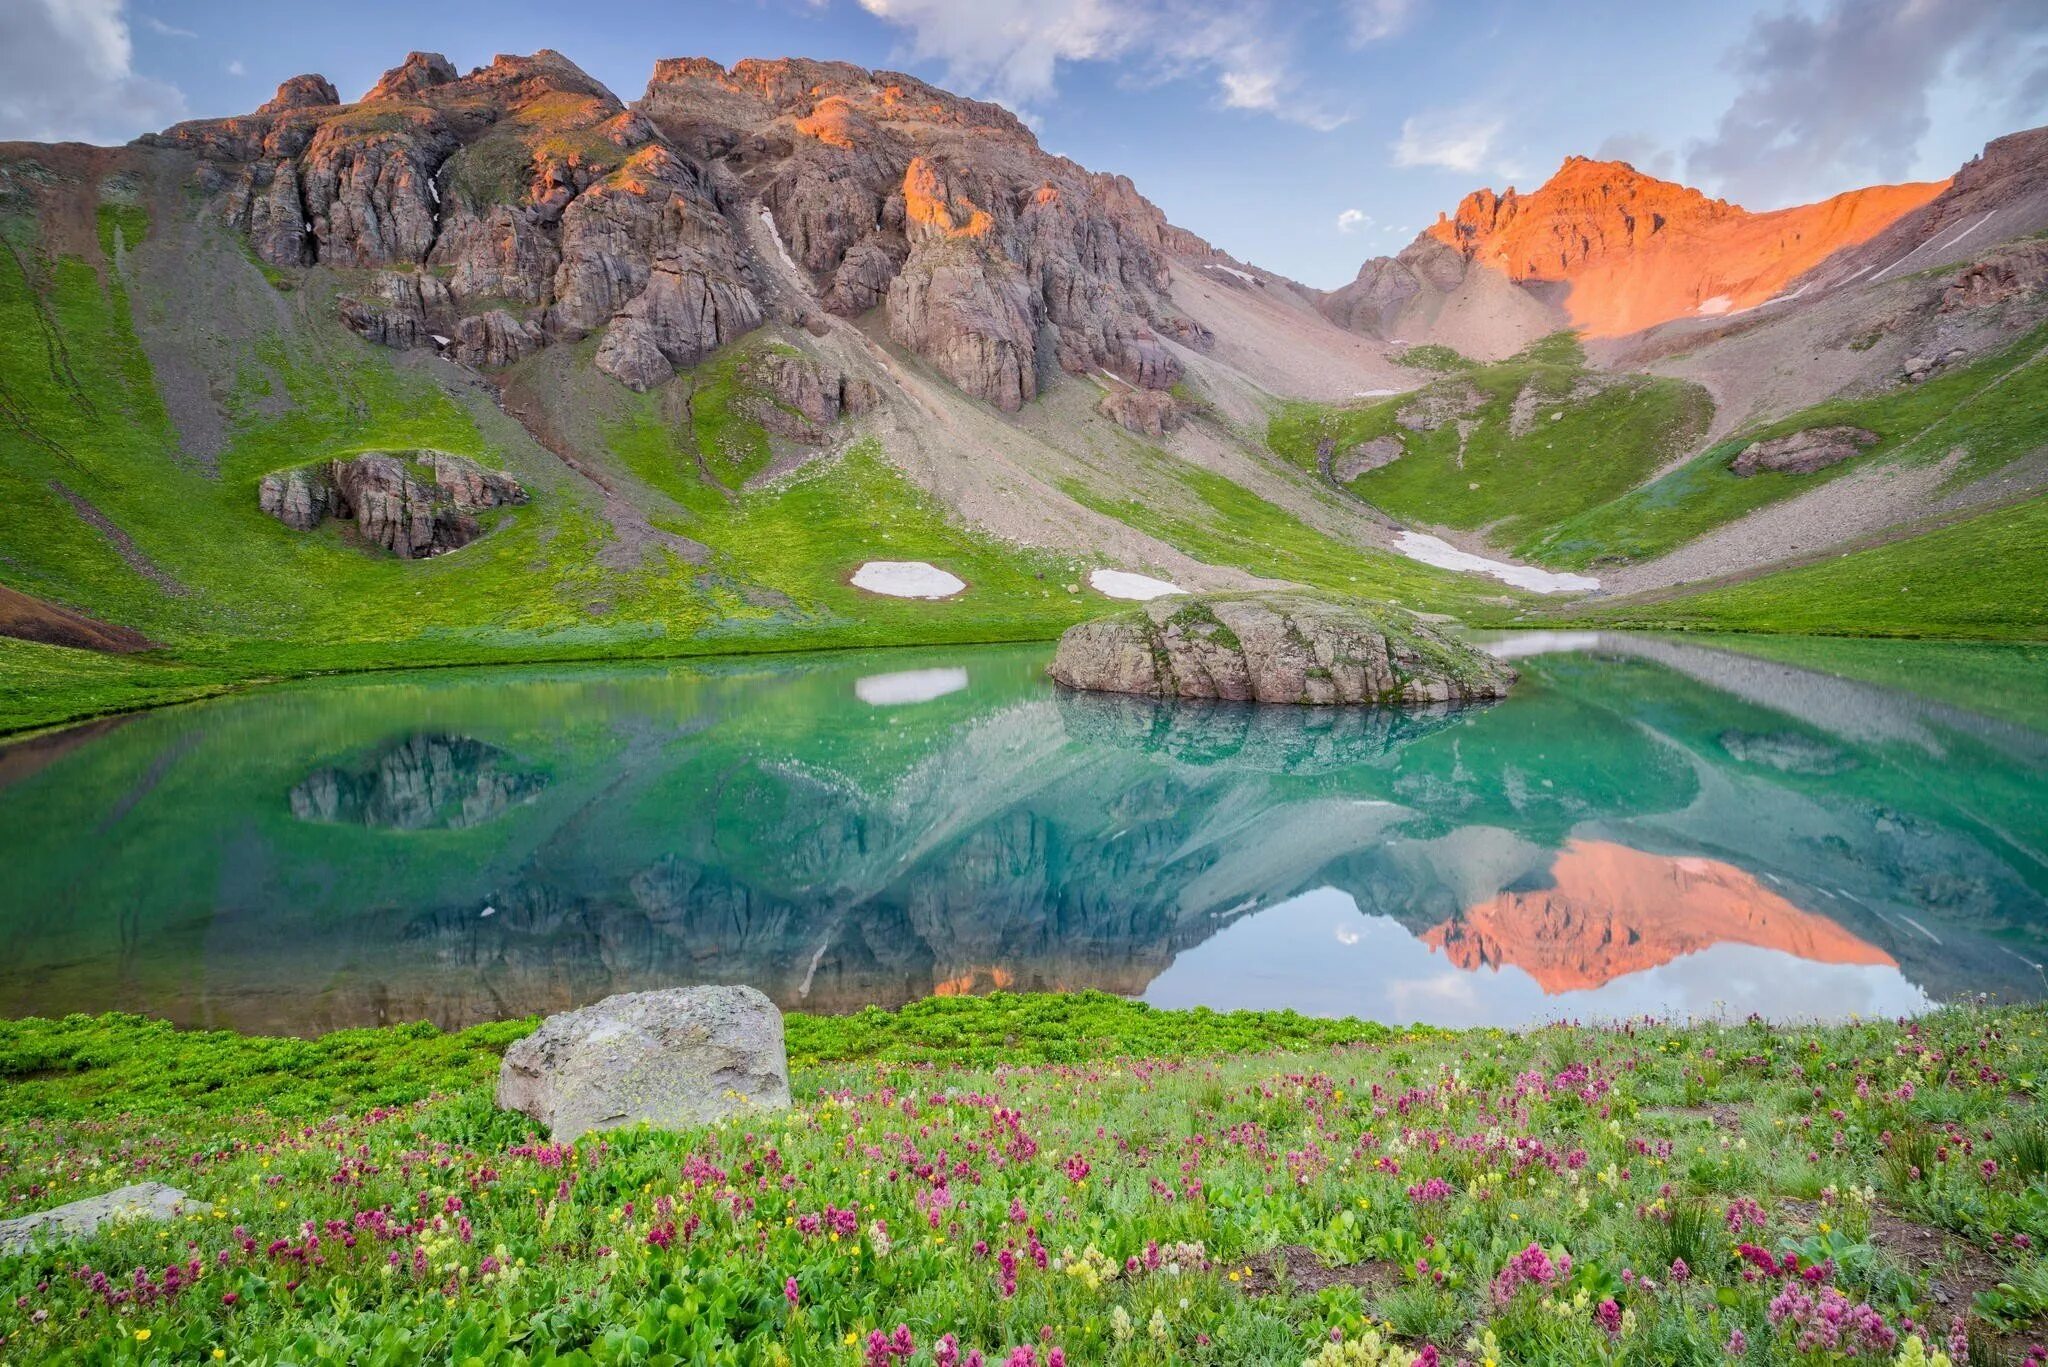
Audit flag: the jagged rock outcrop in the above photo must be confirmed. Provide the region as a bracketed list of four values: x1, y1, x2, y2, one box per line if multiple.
[338, 268, 453, 348]
[259, 451, 526, 557]
[1049, 593, 1517, 706]
[1941, 238, 2048, 312]
[152, 50, 1224, 410]
[639, 58, 1209, 407]
[1098, 386, 1180, 438]
[454, 309, 545, 368]
[258, 75, 339, 116]
[1728, 426, 1877, 477]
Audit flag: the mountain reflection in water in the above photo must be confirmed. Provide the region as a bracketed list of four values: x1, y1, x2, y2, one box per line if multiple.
[0, 634, 2042, 1035]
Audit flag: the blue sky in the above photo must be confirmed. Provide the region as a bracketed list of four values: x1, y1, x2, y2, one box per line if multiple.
[6, 0, 2045, 289]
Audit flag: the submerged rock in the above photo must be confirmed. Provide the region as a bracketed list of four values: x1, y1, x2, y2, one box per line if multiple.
[496, 986, 791, 1141]
[0, 1184, 199, 1254]
[1049, 593, 1516, 706]
[1728, 425, 1878, 476]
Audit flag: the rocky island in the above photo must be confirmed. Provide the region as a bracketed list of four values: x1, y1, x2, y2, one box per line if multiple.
[1048, 592, 1516, 705]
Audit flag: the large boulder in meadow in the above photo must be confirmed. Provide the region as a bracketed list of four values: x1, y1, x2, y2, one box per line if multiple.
[496, 986, 791, 1141]
[1049, 592, 1516, 707]
[0, 1183, 199, 1254]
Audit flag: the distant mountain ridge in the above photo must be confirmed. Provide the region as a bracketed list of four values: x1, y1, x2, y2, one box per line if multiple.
[1322, 155, 1954, 353]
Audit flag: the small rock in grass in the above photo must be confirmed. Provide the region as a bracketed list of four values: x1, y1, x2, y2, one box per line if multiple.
[0, 1183, 201, 1254]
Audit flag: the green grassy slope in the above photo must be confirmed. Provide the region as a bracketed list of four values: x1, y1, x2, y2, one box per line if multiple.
[1266, 333, 1714, 558]
[1535, 322, 2048, 569]
[1578, 494, 2048, 640]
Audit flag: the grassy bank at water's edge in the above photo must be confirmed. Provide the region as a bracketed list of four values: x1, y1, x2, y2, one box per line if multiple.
[3, 997, 2047, 1364]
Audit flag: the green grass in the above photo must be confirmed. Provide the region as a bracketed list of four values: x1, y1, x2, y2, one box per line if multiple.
[1267, 333, 1712, 558]
[0, 638, 247, 734]
[0, 1000, 2041, 1364]
[1536, 322, 2048, 569]
[1580, 494, 2048, 640]
[1058, 455, 1514, 619]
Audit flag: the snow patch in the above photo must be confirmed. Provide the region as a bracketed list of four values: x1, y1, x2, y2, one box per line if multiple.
[850, 560, 967, 599]
[1394, 532, 1599, 595]
[1352, 388, 1401, 398]
[1696, 295, 1734, 316]
[430, 334, 451, 347]
[855, 667, 970, 706]
[758, 206, 802, 277]
[1089, 569, 1186, 601]
[1203, 263, 1259, 284]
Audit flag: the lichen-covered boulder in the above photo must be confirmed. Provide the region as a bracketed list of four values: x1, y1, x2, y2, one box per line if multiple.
[0, 1184, 200, 1255]
[1728, 426, 1877, 476]
[496, 986, 791, 1141]
[1049, 593, 1516, 706]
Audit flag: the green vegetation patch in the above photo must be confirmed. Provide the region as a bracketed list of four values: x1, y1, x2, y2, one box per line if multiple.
[1268, 333, 1712, 560]
[1581, 494, 2048, 640]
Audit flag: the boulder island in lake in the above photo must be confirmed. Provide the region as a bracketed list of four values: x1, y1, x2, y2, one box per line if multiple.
[1049, 593, 1515, 706]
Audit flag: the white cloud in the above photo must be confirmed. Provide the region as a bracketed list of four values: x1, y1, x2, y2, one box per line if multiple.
[1390, 111, 1502, 174]
[0, 0, 187, 143]
[857, 0, 1350, 130]
[226, 58, 245, 76]
[1346, 0, 1417, 44]
[1336, 207, 1370, 233]
[1689, 0, 2048, 207]
[141, 15, 195, 38]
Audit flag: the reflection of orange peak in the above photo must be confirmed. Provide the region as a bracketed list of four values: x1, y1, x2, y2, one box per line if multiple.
[1423, 157, 1947, 336]
[1421, 839, 1894, 994]
[932, 967, 1015, 997]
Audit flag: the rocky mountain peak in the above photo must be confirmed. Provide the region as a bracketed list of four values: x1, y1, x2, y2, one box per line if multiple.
[364, 51, 459, 103]
[1328, 149, 1948, 349]
[139, 46, 1216, 408]
[257, 74, 340, 116]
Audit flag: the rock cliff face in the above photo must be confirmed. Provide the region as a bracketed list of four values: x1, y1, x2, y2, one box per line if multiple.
[1048, 593, 1517, 706]
[145, 51, 1213, 408]
[1324, 157, 1948, 343]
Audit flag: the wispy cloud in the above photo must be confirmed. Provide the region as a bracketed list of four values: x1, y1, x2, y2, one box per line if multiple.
[1390, 110, 1502, 174]
[1689, 0, 2048, 207]
[1336, 207, 1370, 232]
[141, 14, 195, 38]
[1345, 0, 1417, 45]
[856, 0, 1352, 130]
[226, 58, 244, 76]
[0, 0, 187, 143]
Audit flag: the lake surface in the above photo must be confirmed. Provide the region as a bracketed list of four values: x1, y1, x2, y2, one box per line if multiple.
[2, 634, 2044, 1035]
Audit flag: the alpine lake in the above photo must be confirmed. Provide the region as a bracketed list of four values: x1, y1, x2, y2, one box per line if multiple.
[2, 632, 2043, 1036]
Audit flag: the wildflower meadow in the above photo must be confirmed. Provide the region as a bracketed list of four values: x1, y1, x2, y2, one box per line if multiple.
[3, 995, 2048, 1364]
